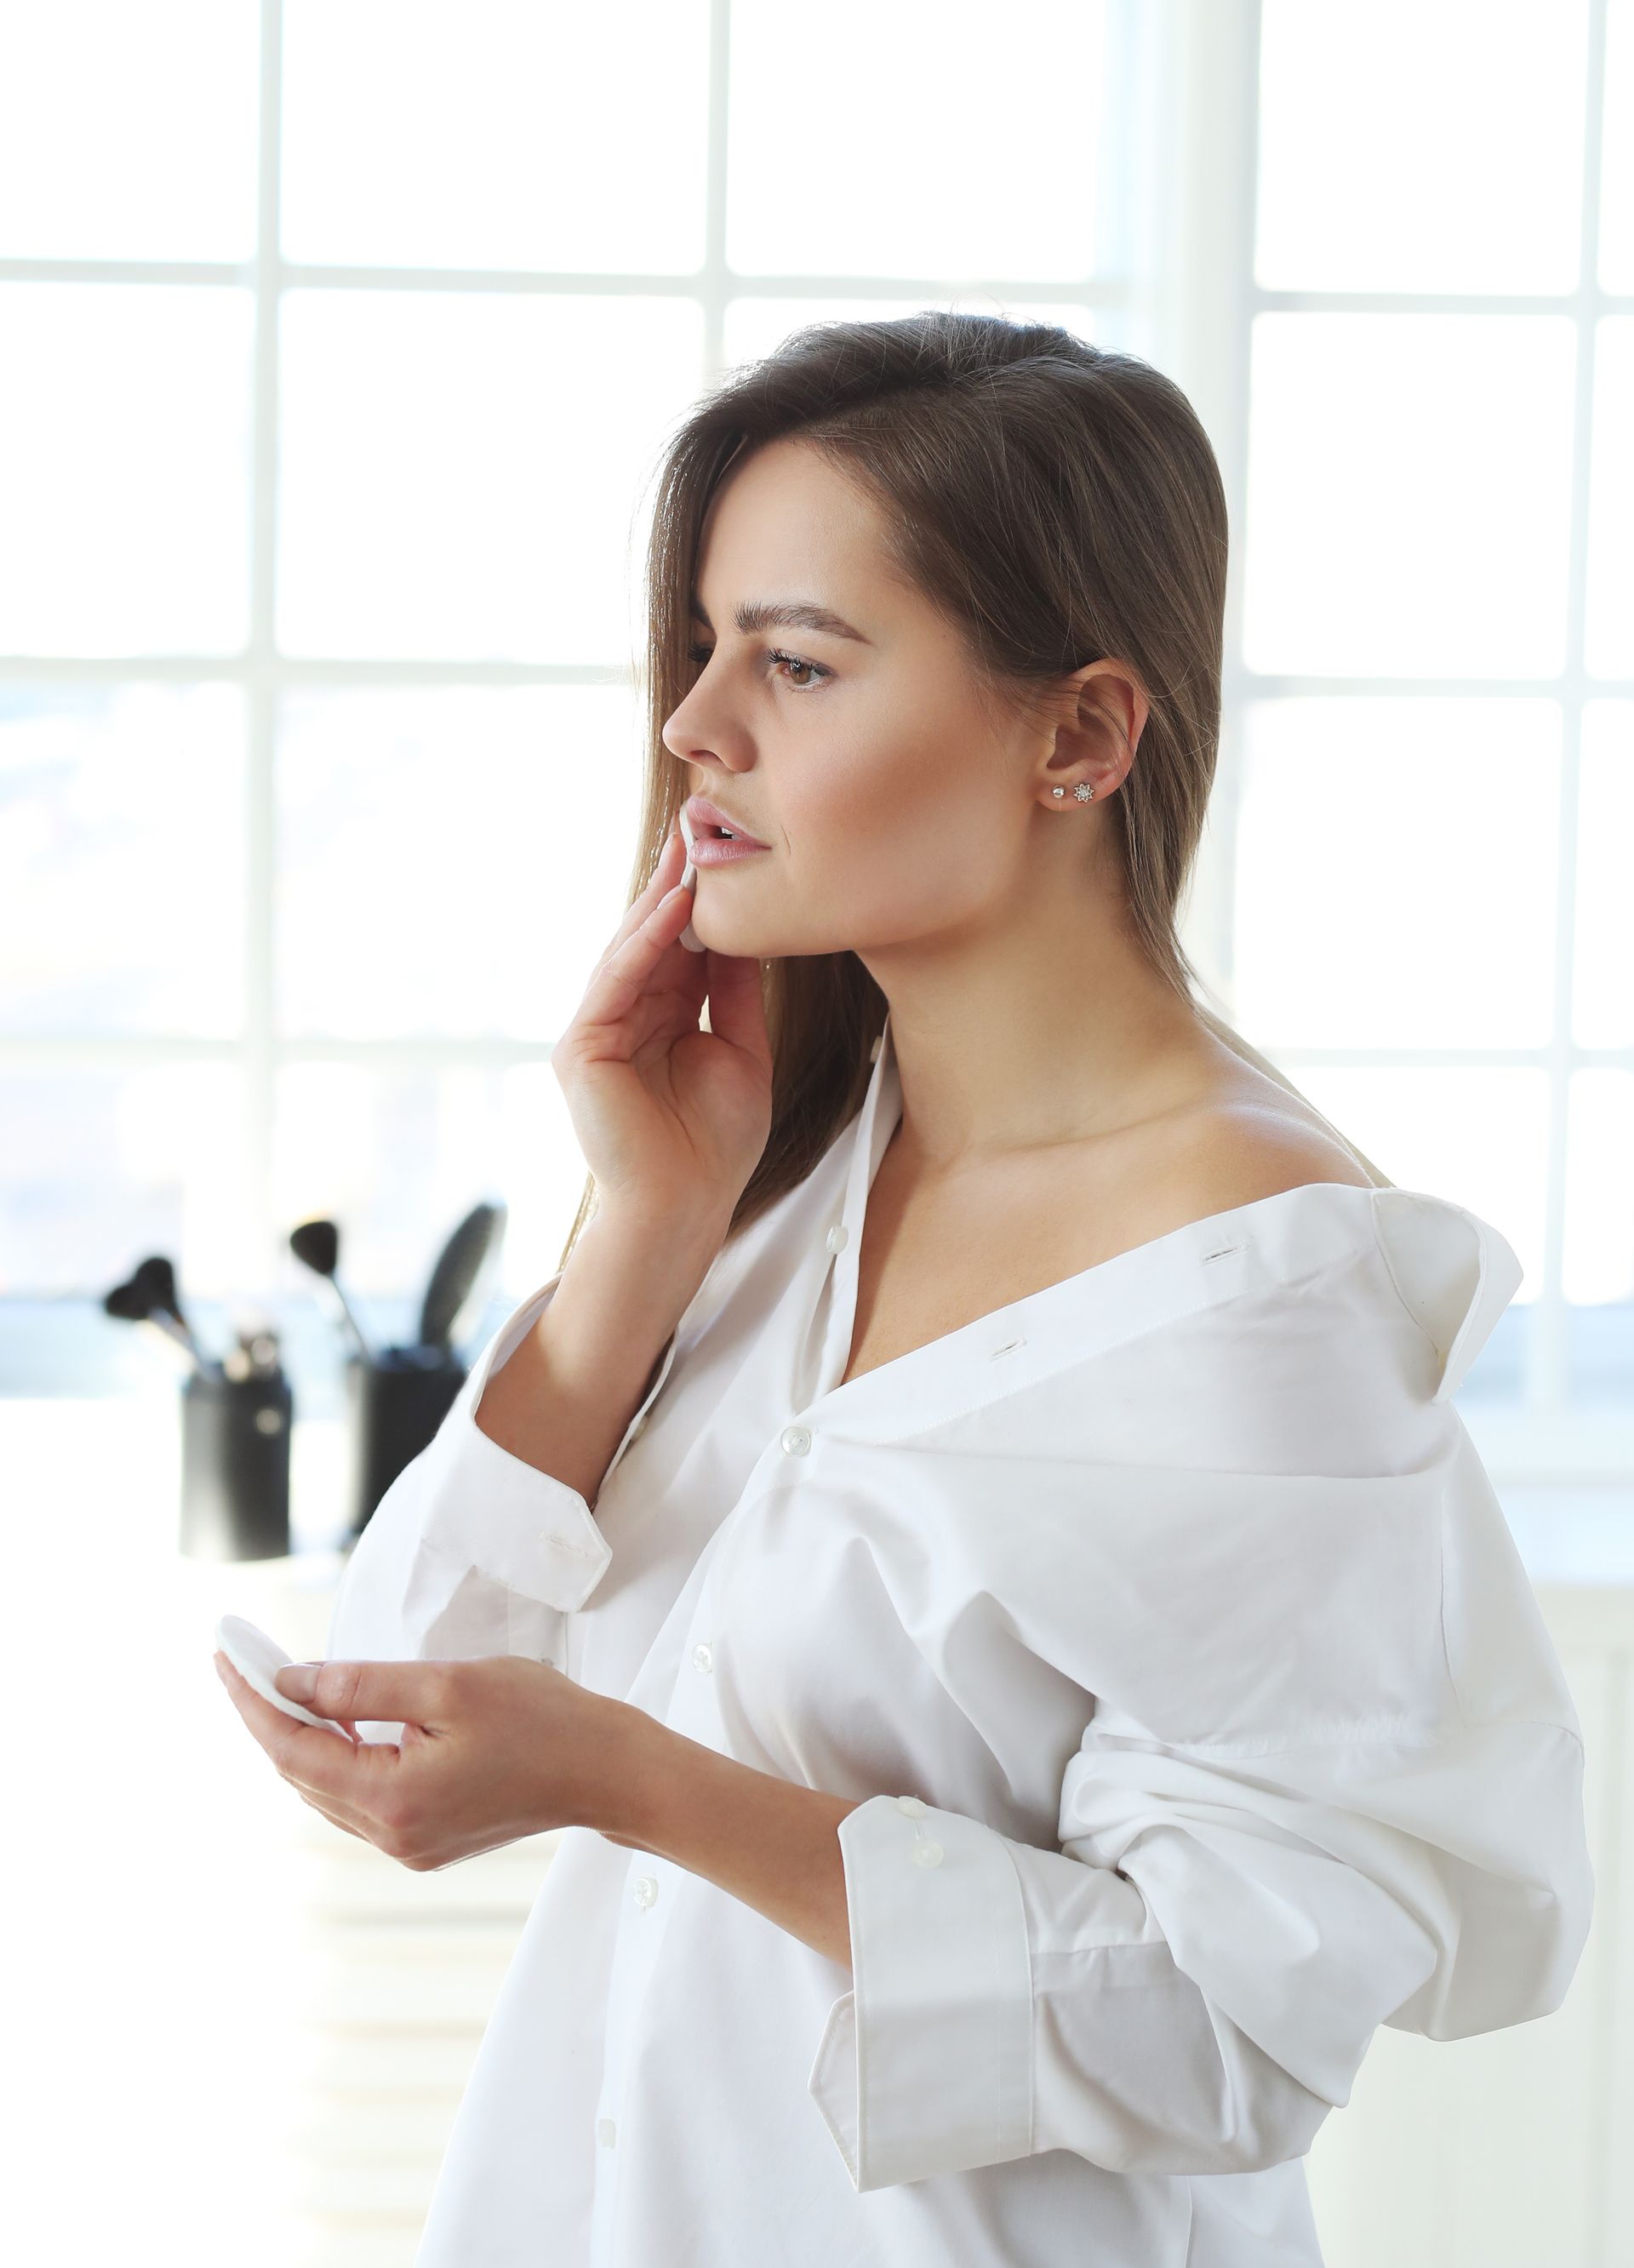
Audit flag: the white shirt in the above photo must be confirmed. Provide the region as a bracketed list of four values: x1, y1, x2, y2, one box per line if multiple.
[326, 1008, 1594, 2268]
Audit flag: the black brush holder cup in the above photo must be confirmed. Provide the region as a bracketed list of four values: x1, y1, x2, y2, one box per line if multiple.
[180, 1366, 294, 1562]
[346, 1347, 468, 1541]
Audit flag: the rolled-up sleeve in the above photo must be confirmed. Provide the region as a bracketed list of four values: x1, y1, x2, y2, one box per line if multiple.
[807, 1197, 1594, 2191]
[325, 1268, 681, 1738]
[808, 1709, 1591, 2192]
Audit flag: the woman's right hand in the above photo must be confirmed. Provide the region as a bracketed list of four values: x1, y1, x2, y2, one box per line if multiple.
[549, 819, 774, 1229]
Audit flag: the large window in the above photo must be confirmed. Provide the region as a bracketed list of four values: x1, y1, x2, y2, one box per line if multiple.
[2, 0, 1627, 1516]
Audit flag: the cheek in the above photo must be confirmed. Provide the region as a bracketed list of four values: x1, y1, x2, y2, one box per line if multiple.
[798, 711, 966, 840]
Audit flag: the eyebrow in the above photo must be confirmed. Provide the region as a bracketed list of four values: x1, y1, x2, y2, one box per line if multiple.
[688, 595, 872, 645]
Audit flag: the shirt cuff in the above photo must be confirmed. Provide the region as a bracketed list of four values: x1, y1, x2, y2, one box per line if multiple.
[806, 1792, 1034, 2191]
[326, 1268, 683, 1732]
[413, 1266, 680, 1614]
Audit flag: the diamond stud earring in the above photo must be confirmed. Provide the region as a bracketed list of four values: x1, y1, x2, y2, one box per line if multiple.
[1051, 784, 1095, 802]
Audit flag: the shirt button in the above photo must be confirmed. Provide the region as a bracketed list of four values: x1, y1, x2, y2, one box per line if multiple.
[912, 1841, 945, 1868]
[597, 2117, 617, 2148]
[692, 1641, 713, 1673]
[895, 1795, 927, 1817]
[780, 1425, 812, 1456]
[826, 1223, 849, 1254]
[632, 1874, 659, 1910]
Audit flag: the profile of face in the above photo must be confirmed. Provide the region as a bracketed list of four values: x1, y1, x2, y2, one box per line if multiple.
[661, 437, 1140, 967]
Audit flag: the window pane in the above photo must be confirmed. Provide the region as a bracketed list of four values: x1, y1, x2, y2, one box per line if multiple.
[280, 0, 710, 272]
[1275, 1062, 1548, 1397]
[0, 686, 245, 1037]
[273, 1061, 584, 1301]
[1601, 0, 1634, 291]
[1564, 1070, 1634, 1305]
[0, 1066, 250, 1299]
[1585, 319, 1634, 678]
[1243, 312, 1575, 678]
[1256, 0, 1588, 293]
[277, 289, 702, 659]
[726, 0, 1109, 281]
[277, 684, 644, 1039]
[0, 0, 258, 260]
[1574, 701, 1634, 1046]
[1235, 697, 1560, 1048]
[0, 284, 253, 656]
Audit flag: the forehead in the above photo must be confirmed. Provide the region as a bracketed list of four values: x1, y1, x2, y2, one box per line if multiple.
[690, 440, 888, 615]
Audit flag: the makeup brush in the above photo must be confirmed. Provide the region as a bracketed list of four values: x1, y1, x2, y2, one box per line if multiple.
[104, 1256, 216, 1375]
[288, 1217, 374, 1363]
[129, 1255, 215, 1370]
[417, 1200, 508, 1351]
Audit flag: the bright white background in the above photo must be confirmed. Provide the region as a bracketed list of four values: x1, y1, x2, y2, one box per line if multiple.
[0, 3, 1629, 2262]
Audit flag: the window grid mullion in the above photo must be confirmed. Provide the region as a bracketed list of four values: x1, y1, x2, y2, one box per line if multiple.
[244, 0, 286, 1293]
[0, 2, 1617, 1459]
[1535, 0, 1614, 1414]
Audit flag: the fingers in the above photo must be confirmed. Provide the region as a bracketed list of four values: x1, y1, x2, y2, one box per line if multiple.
[592, 823, 688, 974]
[573, 858, 700, 1041]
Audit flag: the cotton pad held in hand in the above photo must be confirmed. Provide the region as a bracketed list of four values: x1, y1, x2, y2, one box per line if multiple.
[215, 1612, 351, 1739]
[677, 808, 706, 952]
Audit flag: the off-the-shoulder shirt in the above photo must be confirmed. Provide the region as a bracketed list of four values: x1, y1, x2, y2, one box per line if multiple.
[325, 1008, 1594, 2268]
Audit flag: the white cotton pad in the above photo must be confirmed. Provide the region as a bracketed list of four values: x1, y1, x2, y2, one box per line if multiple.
[677, 808, 706, 953]
[215, 1612, 352, 1739]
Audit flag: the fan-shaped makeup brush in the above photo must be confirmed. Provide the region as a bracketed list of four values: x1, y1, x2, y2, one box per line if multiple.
[288, 1217, 374, 1362]
[417, 1200, 508, 1351]
[104, 1255, 215, 1374]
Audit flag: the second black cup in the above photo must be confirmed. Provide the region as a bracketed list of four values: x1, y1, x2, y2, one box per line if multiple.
[345, 1347, 467, 1541]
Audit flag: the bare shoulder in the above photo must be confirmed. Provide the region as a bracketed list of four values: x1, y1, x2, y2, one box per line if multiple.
[1154, 1097, 1378, 1225]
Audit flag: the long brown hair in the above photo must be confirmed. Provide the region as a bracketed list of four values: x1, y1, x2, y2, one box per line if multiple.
[558, 309, 1386, 1273]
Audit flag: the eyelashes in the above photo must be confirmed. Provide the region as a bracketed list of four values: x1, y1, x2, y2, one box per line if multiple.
[686, 642, 833, 692]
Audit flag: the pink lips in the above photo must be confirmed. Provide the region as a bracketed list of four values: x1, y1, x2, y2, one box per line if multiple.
[685, 793, 768, 849]
[687, 828, 769, 865]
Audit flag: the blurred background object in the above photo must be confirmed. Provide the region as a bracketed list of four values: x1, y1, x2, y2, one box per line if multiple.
[0, 2, 1629, 2264]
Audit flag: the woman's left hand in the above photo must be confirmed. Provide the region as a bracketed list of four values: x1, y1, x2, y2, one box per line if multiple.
[213, 1649, 637, 1871]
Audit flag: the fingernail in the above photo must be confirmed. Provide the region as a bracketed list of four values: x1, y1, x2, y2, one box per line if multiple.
[277, 1664, 319, 1701]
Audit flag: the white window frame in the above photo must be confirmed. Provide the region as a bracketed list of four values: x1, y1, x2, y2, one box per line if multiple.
[1143, 0, 1631, 1499]
[2, 0, 1628, 1500]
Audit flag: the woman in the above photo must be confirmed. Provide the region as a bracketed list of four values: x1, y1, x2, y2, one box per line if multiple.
[218, 312, 1592, 2266]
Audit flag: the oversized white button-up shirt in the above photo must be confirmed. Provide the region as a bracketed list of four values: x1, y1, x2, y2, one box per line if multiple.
[326, 1009, 1593, 2267]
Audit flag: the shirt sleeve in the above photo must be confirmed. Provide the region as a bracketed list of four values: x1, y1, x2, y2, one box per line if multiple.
[324, 1268, 681, 1742]
[808, 1713, 1590, 2192]
[804, 1199, 1596, 2192]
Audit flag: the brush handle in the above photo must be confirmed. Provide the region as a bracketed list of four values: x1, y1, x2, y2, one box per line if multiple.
[161, 1304, 216, 1374]
[324, 1277, 374, 1363]
[146, 1310, 214, 1375]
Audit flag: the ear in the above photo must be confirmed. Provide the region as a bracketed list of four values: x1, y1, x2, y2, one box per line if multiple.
[1371, 1188, 1524, 1404]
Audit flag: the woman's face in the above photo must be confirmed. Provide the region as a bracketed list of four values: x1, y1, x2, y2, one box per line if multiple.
[661, 437, 1117, 966]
